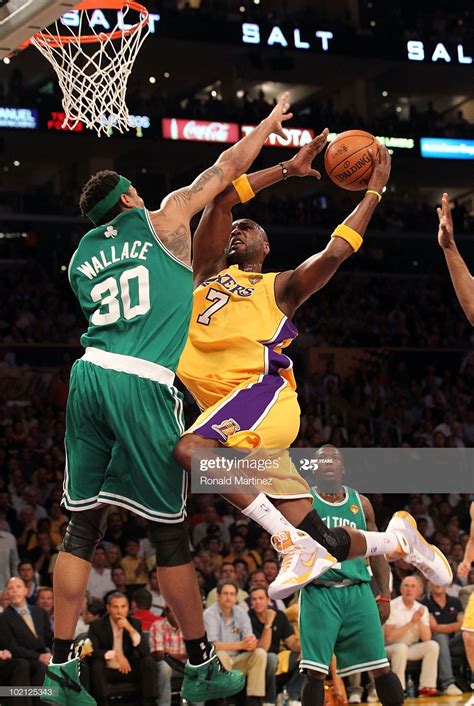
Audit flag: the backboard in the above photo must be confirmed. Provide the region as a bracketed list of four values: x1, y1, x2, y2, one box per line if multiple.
[0, 0, 76, 58]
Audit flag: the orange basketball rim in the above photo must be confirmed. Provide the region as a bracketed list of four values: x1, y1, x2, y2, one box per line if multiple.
[19, 0, 149, 49]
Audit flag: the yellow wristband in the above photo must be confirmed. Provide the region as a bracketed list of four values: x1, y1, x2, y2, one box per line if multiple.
[232, 174, 255, 203]
[366, 189, 382, 202]
[331, 224, 363, 252]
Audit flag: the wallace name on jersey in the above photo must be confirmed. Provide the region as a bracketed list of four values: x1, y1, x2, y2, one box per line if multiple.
[76, 240, 154, 280]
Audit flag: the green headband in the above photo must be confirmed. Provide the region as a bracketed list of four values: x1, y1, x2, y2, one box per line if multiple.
[86, 175, 132, 224]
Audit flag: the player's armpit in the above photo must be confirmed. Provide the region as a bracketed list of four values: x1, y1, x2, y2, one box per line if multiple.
[275, 239, 352, 317]
[149, 215, 192, 266]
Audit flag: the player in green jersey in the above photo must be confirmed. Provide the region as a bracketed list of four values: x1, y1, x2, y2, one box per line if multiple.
[42, 95, 295, 706]
[299, 445, 404, 706]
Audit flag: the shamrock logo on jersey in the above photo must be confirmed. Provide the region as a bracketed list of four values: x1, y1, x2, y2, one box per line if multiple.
[104, 226, 117, 238]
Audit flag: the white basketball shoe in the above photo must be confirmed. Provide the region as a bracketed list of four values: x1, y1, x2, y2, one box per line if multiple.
[268, 529, 337, 600]
[386, 511, 453, 586]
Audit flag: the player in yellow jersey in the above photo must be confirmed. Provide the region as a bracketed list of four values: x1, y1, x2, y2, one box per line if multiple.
[175, 134, 452, 598]
[459, 502, 474, 706]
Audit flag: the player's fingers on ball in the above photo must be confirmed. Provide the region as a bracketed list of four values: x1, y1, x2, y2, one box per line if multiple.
[367, 147, 377, 165]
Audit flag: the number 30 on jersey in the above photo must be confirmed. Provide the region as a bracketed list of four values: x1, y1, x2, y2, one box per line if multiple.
[90, 265, 150, 325]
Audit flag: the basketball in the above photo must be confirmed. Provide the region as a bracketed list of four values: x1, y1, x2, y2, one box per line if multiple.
[324, 130, 379, 191]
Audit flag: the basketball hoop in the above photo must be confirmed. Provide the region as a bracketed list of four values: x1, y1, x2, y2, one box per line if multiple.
[21, 0, 150, 136]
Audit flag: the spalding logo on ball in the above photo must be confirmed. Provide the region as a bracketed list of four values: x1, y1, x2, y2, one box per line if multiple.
[324, 130, 379, 191]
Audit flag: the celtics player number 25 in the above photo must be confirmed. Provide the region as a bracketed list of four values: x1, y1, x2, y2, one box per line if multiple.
[90, 265, 151, 325]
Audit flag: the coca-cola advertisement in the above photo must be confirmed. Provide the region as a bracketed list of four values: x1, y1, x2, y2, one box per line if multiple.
[162, 118, 240, 143]
[241, 124, 315, 148]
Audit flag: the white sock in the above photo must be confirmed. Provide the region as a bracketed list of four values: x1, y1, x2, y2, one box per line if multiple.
[241, 493, 293, 535]
[360, 530, 399, 557]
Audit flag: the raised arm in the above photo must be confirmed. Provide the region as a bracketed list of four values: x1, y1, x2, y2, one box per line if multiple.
[275, 144, 391, 318]
[438, 193, 474, 325]
[149, 94, 293, 267]
[192, 129, 329, 285]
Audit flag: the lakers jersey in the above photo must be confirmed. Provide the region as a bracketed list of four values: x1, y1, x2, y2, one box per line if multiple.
[177, 265, 297, 409]
[311, 486, 371, 583]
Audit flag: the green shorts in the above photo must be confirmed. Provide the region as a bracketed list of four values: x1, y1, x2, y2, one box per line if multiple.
[299, 582, 389, 676]
[63, 359, 187, 522]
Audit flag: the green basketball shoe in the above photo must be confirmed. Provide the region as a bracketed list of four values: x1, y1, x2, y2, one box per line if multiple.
[41, 658, 96, 706]
[180, 651, 245, 702]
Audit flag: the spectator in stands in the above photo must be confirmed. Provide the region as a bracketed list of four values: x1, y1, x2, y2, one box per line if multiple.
[105, 543, 122, 570]
[422, 582, 464, 695]
[36, 586, 54, 632]
[0, 490, 19, 534]
[18, 486, 47, 521]
[16, 506, 37, 557]
[46, 499, 68, 546]
[146, 569, 165, 617]
[262, 559, 279, 585]
[206, 563, 249, 608]
[0, 589, 10, 612]
[250, 530, 271, 568]
[27, 530, 57, 585]
[234, 558, 250, 590]
[204, 580, 267, 706]
[203, 534, 225, 569]
[248, 586, 302, 705]
[0, 637, 30, 706]
[120, 538, 148, 588]
[103, 511, 127, 551]
[196, 549, 218, 593]
[131, 589, 160, 631]
[193, 504, 231, 548]
[224, 534, 258, 575]
[384, 576, 440, 696]
[110, 566, 130, 600]
[76, 599, 104, 638]
[18, 560, 37, 605]
[0, 577, 52, 686]
[89, 591, 157, 706]
[150, 605, 186, 706]
[88, 545, 115, 602]
[241, 571, 286, 613]
[0, 521, 19, 589]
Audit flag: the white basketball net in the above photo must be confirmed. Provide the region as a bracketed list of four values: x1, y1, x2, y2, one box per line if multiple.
[30, 3, 149, 136]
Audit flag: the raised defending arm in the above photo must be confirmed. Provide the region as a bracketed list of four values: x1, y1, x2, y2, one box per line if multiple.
[149, 94, 293, 266]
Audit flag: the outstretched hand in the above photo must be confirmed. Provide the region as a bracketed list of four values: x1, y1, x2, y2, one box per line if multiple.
[437, 192, 455, 250]
[264, 92, 293, 139]
[458, 559, 471, 578]
[367, 142, 391, 193]
[288, 128, 329, 179]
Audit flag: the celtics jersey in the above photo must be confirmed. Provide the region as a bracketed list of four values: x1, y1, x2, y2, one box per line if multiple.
[69, 208, 193, 372]
[311, 486, 371, 583]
